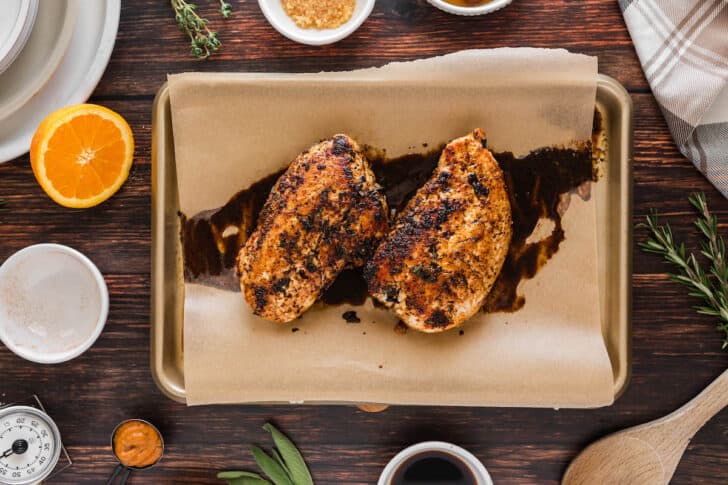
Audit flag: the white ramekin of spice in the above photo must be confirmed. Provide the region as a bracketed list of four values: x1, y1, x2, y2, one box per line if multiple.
[0, 243, 108, 363]
[427, 0, 512, 16]
[258, 0, 375, 46]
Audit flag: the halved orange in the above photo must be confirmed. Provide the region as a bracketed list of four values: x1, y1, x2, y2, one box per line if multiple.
[30, 104, 134, 208]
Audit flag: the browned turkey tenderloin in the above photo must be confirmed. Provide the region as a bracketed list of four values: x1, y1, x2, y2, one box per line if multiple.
[365, 129, 512, 332]
[238, 135, 388, 323]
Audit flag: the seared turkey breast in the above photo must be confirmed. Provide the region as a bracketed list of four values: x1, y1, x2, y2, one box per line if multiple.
[238, 135, 388, 323]
[365, 129, 512, 332]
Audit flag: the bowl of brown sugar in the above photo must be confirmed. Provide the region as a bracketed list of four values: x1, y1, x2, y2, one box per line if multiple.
[258, 0, 375, 45]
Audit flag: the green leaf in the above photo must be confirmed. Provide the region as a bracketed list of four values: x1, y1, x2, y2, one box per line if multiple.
[227, 478, 273, 485]
[263, 423, 314, 485]
[251, 446, 293, 485]
[271, 448, 290, 475]
[696, 306, 720, 316]
[218, 471, 267, 479]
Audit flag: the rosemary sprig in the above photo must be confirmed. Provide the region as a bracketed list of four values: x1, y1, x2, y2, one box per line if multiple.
[0, 199, 5, 211]
[171, 0, 231, 59]
[640, 193, 728, 348]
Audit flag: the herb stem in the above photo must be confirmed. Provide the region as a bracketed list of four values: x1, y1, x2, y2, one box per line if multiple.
[170, 0, 223, 59]
[640, 193, 728, 349]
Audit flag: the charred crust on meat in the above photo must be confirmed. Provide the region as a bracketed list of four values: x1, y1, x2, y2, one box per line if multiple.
[297, 213, 315, 231]
[449, 272, 468, 287]
[316, 163, 327, 170]
[318, 188, 331, 204]
[332, 136, 352, 155]
[272, 277, 291, 293]
[405, 295, 426, 314]
[383, 286, 400, 303]
[253, 286, 268, 311]
[278, 174, 304, 193]
[410, 263, 442, 283]
[436, 199, 459, 227]
[426, 310, 450, 328]
[428, 242, 438, 259]
[437, 171, 451, 187]
[305, 259, 317, 273]
[362, 262, 376, 282]
[468, 173, 490, 197]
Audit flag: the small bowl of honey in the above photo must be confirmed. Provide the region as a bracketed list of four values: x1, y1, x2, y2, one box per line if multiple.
[427, 0, 512, 16]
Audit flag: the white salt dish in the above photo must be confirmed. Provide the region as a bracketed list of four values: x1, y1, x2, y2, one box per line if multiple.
[427, 0, 512, 16]
[258, 0, 375, 46]
[0, 0, 39, 75]
[0, 244, 109, 364]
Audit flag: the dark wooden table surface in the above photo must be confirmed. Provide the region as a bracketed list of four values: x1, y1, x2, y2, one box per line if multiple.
[1, 0, 727, 483]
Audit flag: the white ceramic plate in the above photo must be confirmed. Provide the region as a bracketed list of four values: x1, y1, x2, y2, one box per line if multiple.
[0, 0, 77, 123]
[0, 0, 121, 164]
[0, 0, 39, 75]
[258, 0, 375, 46]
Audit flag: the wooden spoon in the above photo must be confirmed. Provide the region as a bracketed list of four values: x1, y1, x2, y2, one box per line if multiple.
[563, 368, 728, 485]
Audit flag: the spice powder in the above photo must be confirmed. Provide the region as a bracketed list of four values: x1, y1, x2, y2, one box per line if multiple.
[281, 0, 356, 29]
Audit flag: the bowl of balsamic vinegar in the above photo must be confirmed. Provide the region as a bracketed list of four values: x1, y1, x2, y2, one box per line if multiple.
[379, 442, 493, 485]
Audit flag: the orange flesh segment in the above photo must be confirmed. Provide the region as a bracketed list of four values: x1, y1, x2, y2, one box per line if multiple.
[42, 113, 127, 199]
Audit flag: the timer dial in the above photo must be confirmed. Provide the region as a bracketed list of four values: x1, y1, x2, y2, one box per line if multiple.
[0, 407, 61, 485]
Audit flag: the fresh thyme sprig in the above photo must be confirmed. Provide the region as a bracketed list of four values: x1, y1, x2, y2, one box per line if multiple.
[170, 0, 231, 60]
[640, 193, 728, 349]
[219, 0, 232, 19]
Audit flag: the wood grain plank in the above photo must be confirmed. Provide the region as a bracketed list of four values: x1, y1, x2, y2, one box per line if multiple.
[2, 0, 728, 483]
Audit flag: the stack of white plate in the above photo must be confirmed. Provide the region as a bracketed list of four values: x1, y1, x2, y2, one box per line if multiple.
[0, 1, 38, 75]
[0, 0, 121, 164]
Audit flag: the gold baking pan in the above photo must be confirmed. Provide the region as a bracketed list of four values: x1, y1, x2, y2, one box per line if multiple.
[150, 75, 633, 405]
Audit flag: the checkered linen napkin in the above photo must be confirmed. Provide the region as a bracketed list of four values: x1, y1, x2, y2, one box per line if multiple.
[620, 0, 728, 196]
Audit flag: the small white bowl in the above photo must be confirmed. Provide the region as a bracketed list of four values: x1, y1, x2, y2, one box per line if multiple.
[0, 244, 109, 364]
[378, 441, 494, 485]
[427, 0, 512, 16]
[258, 0, 375, 46]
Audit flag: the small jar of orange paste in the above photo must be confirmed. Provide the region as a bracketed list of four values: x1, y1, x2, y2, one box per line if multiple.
[112, 419, 164, 469]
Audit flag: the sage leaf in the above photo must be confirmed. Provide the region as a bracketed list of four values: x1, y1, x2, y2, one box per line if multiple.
[218, 471, 266, 479]
[263, 423, 313, 485]
[251, 445, 294, 485]
[228, 477, 271, 485]
[271, 448, 290, 475]
[228, 479, 272, 485]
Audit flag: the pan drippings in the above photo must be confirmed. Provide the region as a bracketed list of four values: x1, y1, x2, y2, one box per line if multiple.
[181, 140, 597, 313]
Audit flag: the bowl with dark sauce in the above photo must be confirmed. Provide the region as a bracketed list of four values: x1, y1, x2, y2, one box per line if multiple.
[427, 0, 512, 16]
[378, 442, 493, 485]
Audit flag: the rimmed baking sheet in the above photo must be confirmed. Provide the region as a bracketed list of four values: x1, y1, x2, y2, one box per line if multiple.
[150, 75, 632, 406]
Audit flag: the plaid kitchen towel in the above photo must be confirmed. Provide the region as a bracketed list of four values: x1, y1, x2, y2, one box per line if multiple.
[620, 0, 728, 196]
